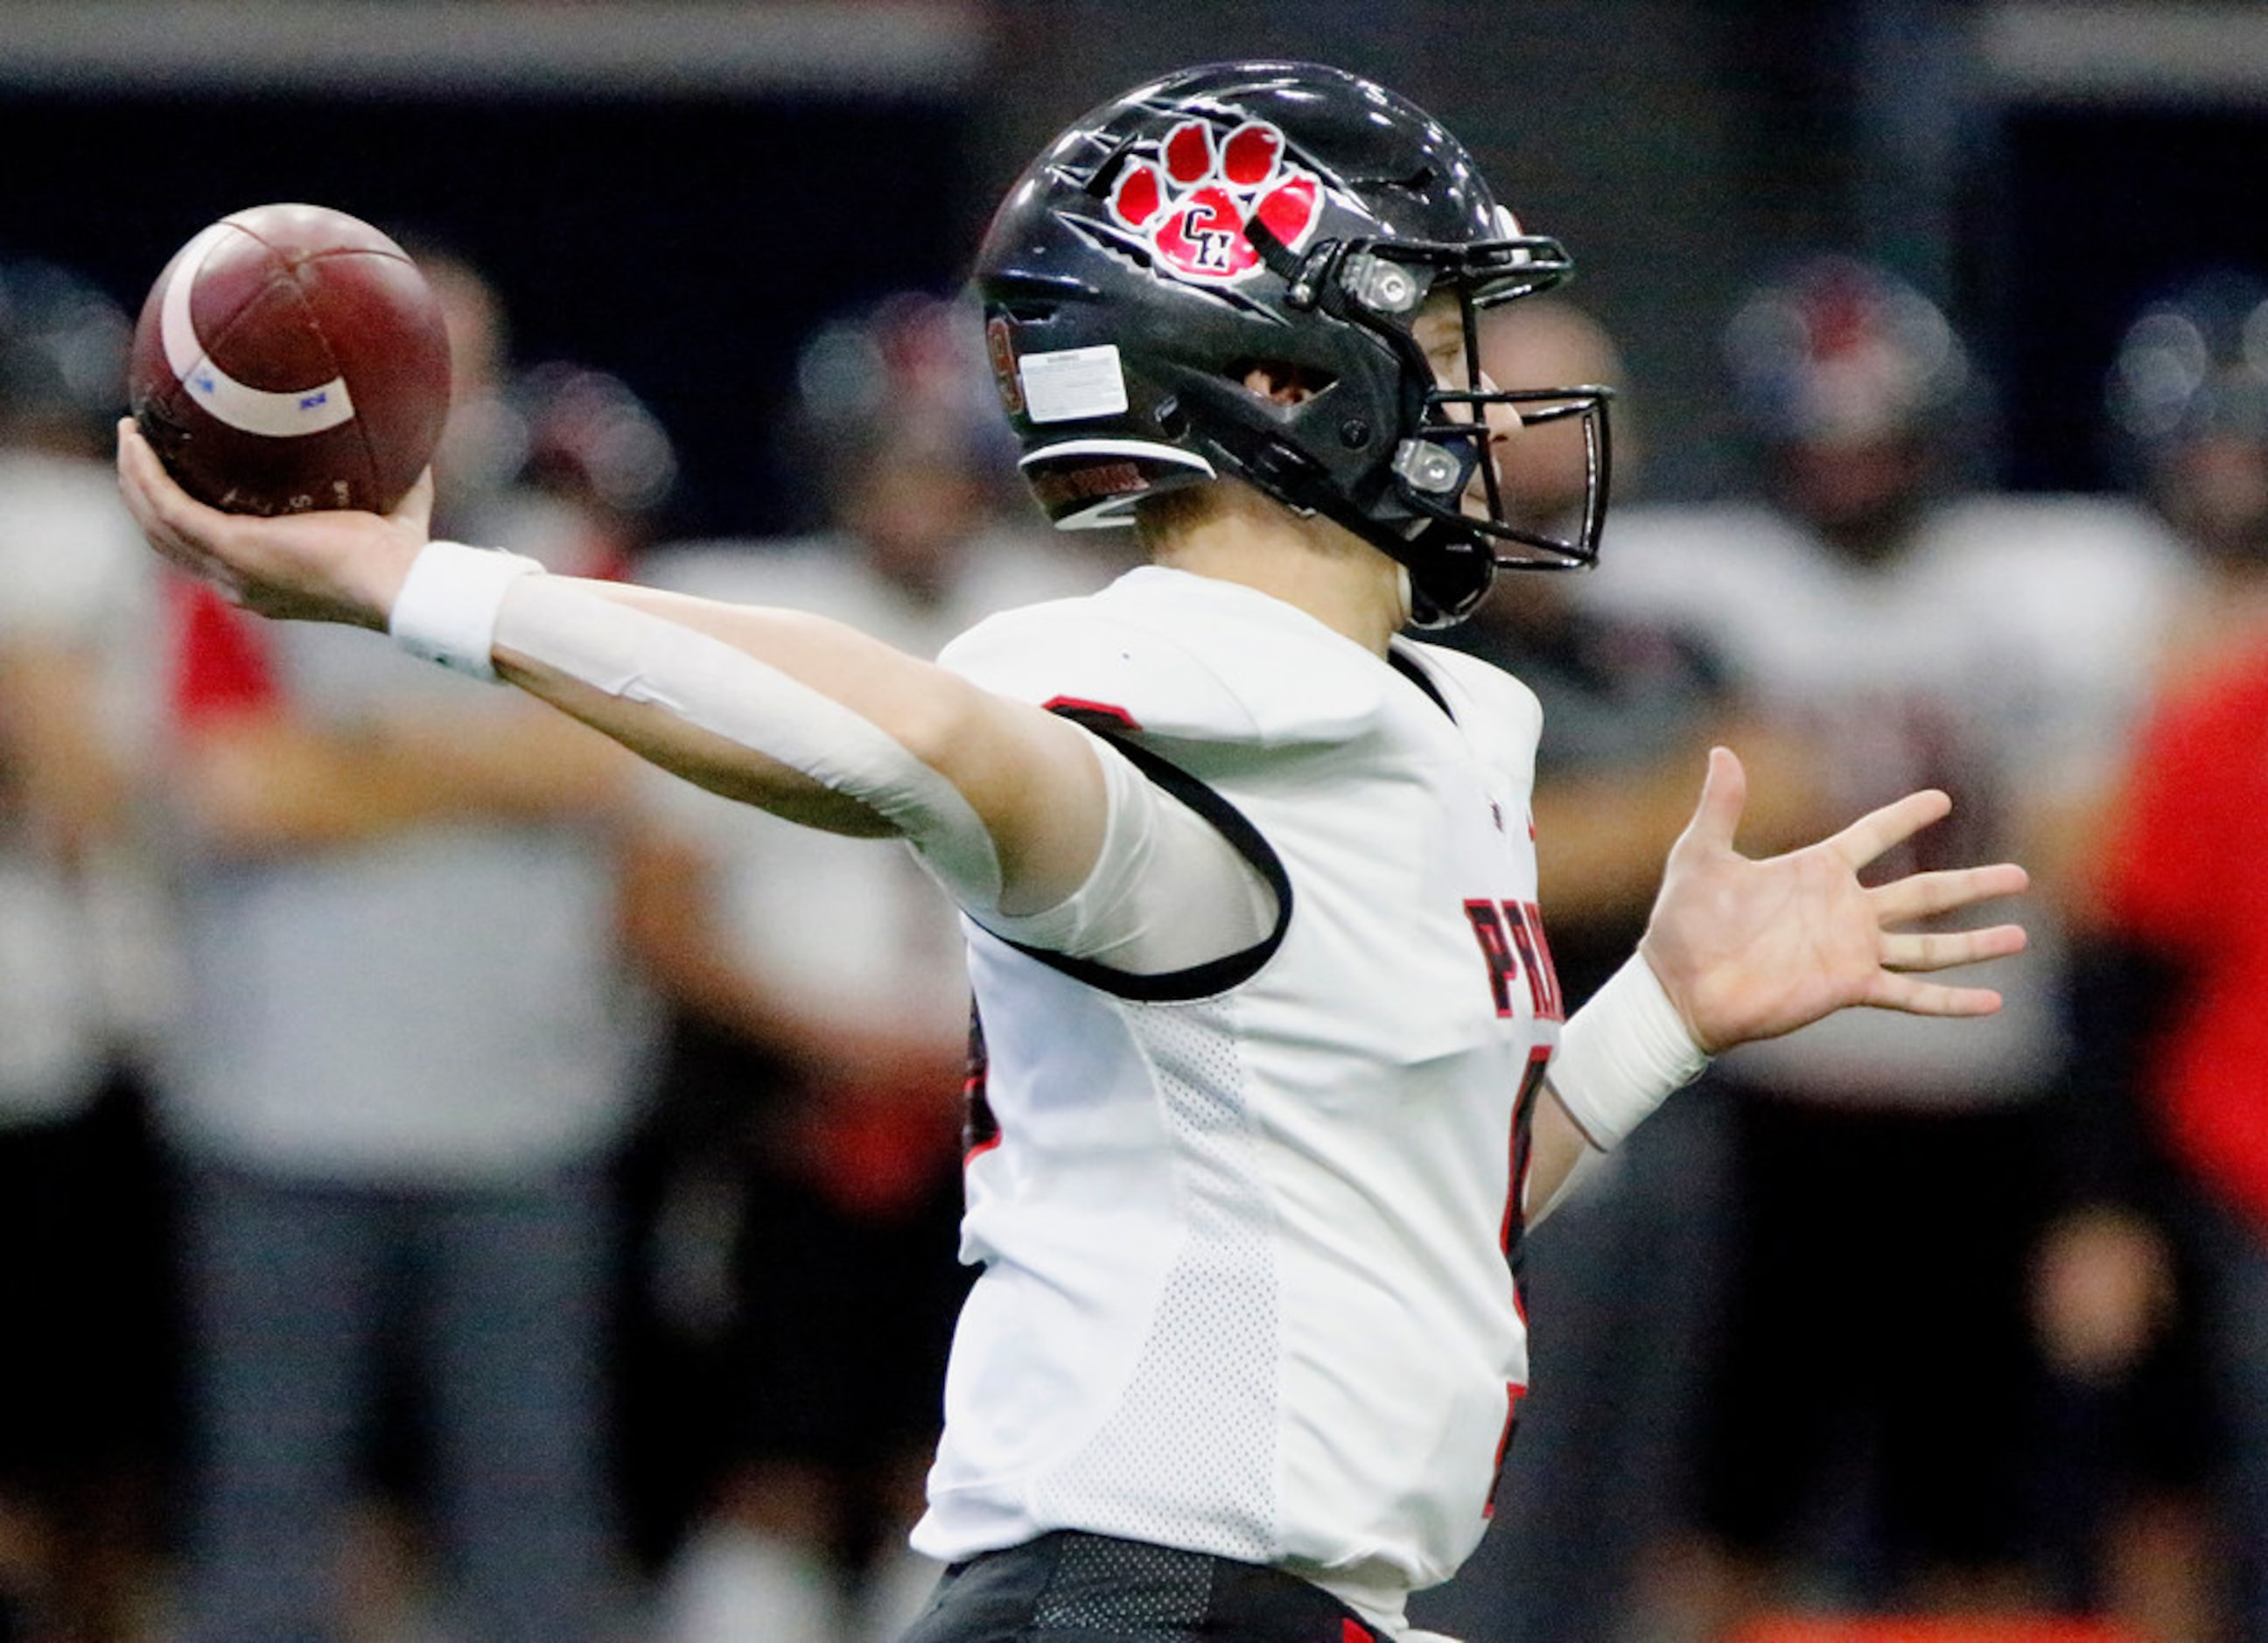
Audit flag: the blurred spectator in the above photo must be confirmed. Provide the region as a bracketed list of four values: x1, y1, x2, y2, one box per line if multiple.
[1410, 297, 1808, 1643]
[413, 245, 678, 573]
[621, 292, 1111, 1643]
[0, 255, 179, 1642]
[2083, 269, 2268, 1643]
[1578, 255, 2187, 1634]
[156, 248, 662, 1643]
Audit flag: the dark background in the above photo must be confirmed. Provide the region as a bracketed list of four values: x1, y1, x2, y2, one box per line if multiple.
[1988, 103, 2268, 492]
[0, 88, 974, 536]
[4, 1, 2266, 530]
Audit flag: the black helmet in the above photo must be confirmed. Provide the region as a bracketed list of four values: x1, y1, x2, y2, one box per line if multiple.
[973, 60, 1611, 626]
[790, 289, 1022, 501]
[1723, 254, 1972, 449]
[0, 256, 130, 439]
[2105, 269, 2268, 468]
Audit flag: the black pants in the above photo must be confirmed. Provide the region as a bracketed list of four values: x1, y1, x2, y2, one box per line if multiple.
[900, 1531, 1384, 1641]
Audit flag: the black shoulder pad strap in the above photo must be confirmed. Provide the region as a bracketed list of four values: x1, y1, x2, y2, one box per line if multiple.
[984, 712, 1294, 1003]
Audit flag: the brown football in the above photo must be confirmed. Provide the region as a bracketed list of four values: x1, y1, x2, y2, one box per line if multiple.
[128, 203, 451, 516]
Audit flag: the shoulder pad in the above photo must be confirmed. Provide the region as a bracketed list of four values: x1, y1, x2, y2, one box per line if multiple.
[1396, 640, 1543, 768]
[939, 568, 1393, 746]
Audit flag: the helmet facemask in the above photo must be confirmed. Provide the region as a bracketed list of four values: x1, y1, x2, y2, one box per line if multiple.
[1292, 237, 1614, 621]
[1221, 220, 1611, 625]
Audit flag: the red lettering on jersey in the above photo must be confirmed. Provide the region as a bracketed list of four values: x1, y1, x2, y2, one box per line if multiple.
[1464, 898, 1564, 1022]
[1464, 900, 1520, 1017]
[1502, 1045, 1550, 1255]
[1482, 1381, 1528, 1520]
[1504, 901, 1565, 1022]
[1343, 1621, 1375, 1643]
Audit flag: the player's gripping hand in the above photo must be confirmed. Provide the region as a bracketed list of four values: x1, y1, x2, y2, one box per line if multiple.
[116, 417, 430, 630]
[1639, 745, 2029, 1054]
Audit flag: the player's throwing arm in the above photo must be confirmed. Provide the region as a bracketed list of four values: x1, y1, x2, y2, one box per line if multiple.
[116, 418, 1110, 924]
[118, 416, 2025, 1146]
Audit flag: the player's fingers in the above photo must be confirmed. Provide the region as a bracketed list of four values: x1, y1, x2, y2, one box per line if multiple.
[1868, 862, 2030, 924]
[116, 423, 206, 565]
[117, 420, 252, 594]
[1674, 745, 1748, 856]
[115, 420, 171, 535]
[116, 416, 173, 505]
[1825, 787, 1952, 870]
[1866, 972, 2006, 1017]
[119, 417, 242, 540]
[117, 419, 206, 542]
[1880, 921, 2028, 974]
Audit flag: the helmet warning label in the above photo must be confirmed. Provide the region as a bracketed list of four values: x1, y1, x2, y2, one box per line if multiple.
[1018, 345, 1130, 424]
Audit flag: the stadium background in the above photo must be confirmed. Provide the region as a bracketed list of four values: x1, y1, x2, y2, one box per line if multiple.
[6, 3, 2268, 1639]
[9, 0, 2265, 530]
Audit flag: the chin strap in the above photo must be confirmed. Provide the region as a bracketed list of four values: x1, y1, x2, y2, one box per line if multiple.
[1243, 213, 1339, 311]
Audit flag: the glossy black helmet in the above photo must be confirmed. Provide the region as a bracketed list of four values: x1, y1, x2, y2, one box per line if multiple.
[1723, 254, 1972, 449]
[0, 256, 130, 440]
[973, 60, 1611, 626]
[2104, 269, 2268, 561]
[2105, 269, 2268, 466]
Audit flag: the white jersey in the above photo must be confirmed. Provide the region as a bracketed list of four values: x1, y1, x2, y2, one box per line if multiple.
[0, 450, 174, 1122]
[914, 568, 1563, 1628]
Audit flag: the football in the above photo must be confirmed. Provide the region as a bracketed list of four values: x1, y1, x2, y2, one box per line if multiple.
[128, 203, 452, 516]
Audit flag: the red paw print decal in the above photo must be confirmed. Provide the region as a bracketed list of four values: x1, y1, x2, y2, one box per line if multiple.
[1106, 117, 1323, 283]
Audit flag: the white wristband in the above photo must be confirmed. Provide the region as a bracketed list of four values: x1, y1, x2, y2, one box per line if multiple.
[1547, 953, 1711, 1150]
[387, 540, 545, 681]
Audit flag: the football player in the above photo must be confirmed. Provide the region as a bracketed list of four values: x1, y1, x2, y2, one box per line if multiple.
[116, 60, 2026, 1643]
[2082, 269, 2268, 1643]
[1585, 255, 2190, 1633]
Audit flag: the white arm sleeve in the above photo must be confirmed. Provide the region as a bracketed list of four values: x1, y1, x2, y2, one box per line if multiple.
[488, 572, 1278, 972]
[388, 540, 545, 680]
[492, 573, 1007, 909]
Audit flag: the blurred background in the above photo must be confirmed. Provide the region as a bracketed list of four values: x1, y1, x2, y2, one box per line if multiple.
[16, 0, 2266, 525]
[5, 3, 2268, 1642]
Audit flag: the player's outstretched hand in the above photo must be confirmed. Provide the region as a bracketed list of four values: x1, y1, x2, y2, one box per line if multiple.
[1639, 745, 2028, 1055]
[116, 417, 431, 630]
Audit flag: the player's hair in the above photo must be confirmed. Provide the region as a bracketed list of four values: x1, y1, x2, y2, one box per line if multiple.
[1130, 479, 1229, 552]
